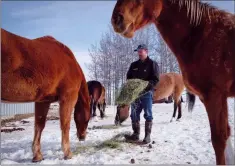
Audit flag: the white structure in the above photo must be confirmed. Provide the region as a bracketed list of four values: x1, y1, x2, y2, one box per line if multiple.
[1, 103, 35, 116]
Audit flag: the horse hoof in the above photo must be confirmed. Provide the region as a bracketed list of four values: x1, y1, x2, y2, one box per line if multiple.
[115, 122, 120, 126]
[64, 152, 73, 160]
[78, 133, 86, 141]
[176, 119, 181, 122]
[32, 155, 44, 162]
[170, 117, 176, 122]
[79, 138, 85, 141]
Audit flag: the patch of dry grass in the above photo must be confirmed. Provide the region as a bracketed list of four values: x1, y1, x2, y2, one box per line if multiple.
[1, 127, 25, 133]
[88, 125, 120, 130]
[46, 116, 59, 121]
[1, 113, 34, 127]
[95, 140, 121, 149]
[74, 132, 130, 155]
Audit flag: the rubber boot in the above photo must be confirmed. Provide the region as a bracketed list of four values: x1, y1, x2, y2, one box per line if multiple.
[125, 121, 140, 141]
[143, 121, 152, 144]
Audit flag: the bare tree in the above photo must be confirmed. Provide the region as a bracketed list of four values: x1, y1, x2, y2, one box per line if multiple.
[87, 24, 180, 105]
[153, 32, 180, 73]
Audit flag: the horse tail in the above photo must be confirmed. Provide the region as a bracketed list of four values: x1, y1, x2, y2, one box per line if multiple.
[186, 91, 196, 112]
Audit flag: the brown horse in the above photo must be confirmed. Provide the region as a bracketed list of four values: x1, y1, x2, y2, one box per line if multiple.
[111, 0, 235, 164]
[115, 73, 186, 125]
[1, 28, 90, 162]
[97, 85, 106, 118]
[87, 80, 106, 119]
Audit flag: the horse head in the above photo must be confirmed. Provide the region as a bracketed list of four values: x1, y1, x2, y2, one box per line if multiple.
[114, 104, 130, 125]
[111, 0, 162, 38]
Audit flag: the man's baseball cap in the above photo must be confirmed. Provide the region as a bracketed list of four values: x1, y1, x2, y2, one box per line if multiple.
[134, 44, 148, 52]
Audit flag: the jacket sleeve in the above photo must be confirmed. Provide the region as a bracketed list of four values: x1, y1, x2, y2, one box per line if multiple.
[126, 63, 133, 80]
[145, 61, 160, 91]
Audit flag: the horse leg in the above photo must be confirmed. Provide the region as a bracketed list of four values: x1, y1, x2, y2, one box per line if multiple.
[115, 115, 120, 125]
[90, 98, 94, 119]
[203, 91, 230, 165]
[170, 101, 177, 122]
[99, 103, 105, 119]
[176, 100, 182, 121]
[97, 103, 103, 118]
[93, 101, 97, 117]
[103, 101, 106, 116]
[97, 103, 100, 112]
[32, 102, 50, 162]
[59, 91, 78, 160]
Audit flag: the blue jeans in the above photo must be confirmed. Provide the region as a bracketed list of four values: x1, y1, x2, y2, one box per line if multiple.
[130, 91, 153, 122]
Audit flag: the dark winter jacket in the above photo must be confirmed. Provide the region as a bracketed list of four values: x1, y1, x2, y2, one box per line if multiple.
[126, 56, 160, 92]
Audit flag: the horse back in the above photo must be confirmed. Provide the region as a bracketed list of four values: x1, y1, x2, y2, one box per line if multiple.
[1, 29, 29, 72]
[1, 29, 84, 102]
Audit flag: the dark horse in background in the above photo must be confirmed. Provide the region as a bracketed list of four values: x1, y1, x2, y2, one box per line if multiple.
[87, 80, 106, 119]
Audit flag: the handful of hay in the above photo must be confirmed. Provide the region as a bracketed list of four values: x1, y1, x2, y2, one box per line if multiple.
[116, 79, 149, 105]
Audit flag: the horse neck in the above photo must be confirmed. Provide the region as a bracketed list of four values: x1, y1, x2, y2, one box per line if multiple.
[153, 0, 212, 71]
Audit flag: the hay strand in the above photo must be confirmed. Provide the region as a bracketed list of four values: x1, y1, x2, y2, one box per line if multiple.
[116, 79, 149, 105]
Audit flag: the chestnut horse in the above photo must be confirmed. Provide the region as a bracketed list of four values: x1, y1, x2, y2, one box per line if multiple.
[97, 85, 106, 118]
[87, 80, 106, 119]
[111, 0, 235, 164]
[1, 28, 90, 162]
[115, 73, 186, 125]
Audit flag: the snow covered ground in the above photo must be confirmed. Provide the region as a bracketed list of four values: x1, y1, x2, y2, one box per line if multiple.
[1, 98, 234, 164]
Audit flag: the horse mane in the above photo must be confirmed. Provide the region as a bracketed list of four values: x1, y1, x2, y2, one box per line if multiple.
[168, 0, 225, 26]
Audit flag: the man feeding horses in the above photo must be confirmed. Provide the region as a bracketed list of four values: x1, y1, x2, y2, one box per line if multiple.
[125, 44, 160, 144]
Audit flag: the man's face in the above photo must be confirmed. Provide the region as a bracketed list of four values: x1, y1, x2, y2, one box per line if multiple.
[138, 49, 148, 60]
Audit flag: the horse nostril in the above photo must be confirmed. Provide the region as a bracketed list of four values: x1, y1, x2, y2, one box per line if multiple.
[117, 14, 123, 24]
[113, 13, 123, 25]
